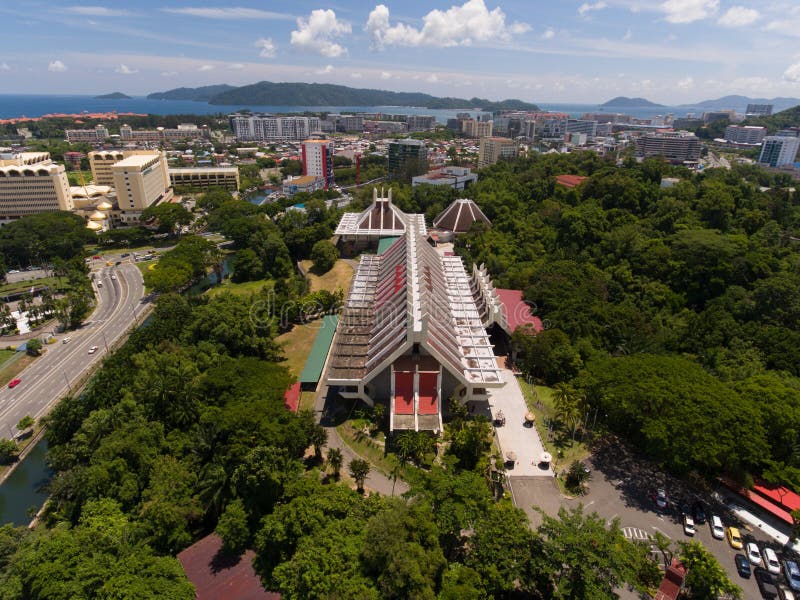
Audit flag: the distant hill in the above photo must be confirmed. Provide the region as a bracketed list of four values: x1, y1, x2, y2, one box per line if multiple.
[147, 81, 539, 111]
[600, 96, 664, 108]
[744, 105, 800, 133]
[682, 95, 800, 113]
[147, 84, 237, 101]
[94, 92, 131, 100]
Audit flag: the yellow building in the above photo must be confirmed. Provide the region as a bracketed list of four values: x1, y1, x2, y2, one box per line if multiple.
[88, 150, 161, 186]
[169, 167, 240, 191]
[0, 152, 73, 221]
[478, 137, 518, 168]
[112, 152, 172, 215]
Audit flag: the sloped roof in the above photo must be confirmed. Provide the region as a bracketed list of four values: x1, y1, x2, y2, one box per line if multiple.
[555, 174, 588, 188]
[433, 198, 491, 233]
[335, 187, 419, 237]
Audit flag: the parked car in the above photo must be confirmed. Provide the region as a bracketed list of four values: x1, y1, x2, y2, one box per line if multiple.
[780, 585, 796, 600]
[7, 378, 21, 389]
[785, 560, 800, 592]
[747, 542, 764, 567]
[88, 346, 98, 354]
[655, 488, 668, 510]
[710, 515, 725, 539]
[735, 554, 752, 578]
[683, 514, 696, 536]
[765, 547, 782, 575]
[692, 500, 707, 525]
[755, 567, 780, 600]
[727, 527, 744, 550]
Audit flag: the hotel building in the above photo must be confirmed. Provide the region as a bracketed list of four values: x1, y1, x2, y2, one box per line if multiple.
[0, 152, 73, 222]
[301, 139, 334, 188]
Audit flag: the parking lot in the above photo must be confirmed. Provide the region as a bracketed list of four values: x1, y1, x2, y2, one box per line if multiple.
[511, 436, 798, 599]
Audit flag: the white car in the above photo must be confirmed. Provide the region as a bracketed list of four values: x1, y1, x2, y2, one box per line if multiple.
[683, 515, 696, 536]
[110, 274, 116, 280]
[710, 515, 725, 539]
[764, 547, 781, 575]
[88, 346, 99, 354]
[62, 337, 71, 344]
[747, 542, 763, 567]
[780, 586, 796, 600]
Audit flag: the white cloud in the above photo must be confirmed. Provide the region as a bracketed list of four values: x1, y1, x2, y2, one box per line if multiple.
[161, 7, 292, 20]
[578, 1, 608, 17]
[677, 76, 694, 89]
[65, 6, 131, 17]
[541, 28, 555, 40]
[660, 0, 718, 24]
[365, 1, 530, 49]
[426, 73, 439, 83]
[291, 9, 350, 57]
[380, 71, 392, 80]
[717, 6, 759, 27]
[315, 64, 334, 75]
[783, 62, 800, 82]
[0, 62, 10, 71]
[350, 72, 363, 79]
[623, 28, 632, 40]
[230, 63, 245, 70]
[114, 63, 138, 74]
[256, 38, 276, 58]
[198, 64, 215, 71]
[48, 60, 67, 72]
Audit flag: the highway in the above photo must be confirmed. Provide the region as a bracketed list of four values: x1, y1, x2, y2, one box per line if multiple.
[0, 260, 146, 438]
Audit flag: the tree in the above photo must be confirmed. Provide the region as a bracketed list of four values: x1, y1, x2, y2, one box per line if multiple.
[0, 439, 18, 464]
[309, 424, 328, 459]
[678, 540, 742, 599]
[326, 447, 343, 480]
[216, 498, 250, 555]
[349, 458, 370, 492]
[142, 203, 193, 235]
[564, 460, 591, 494]
[310, 240, 338, 273]
[513, 328, 583, 385]
[25, 338, 42, 357]
[16, 416, 34, 431]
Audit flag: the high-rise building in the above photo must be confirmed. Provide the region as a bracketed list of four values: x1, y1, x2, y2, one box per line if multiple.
[0, 152, 73, 221]
[635, 132, 702, 163]
[566, 119, 598, 138]
[746, 104, 773, 117]
[462, 119, 493, 138]
[228, 113, 321, 141]
[89, 150, 158, 186]
[406, 115, 435, 132]
[478, 137, 518, 168]
[111, 152, 171, 214]
[535, 115, 568, 139]
[758, 136, 800, 167]
[724, 125, 767, 145]
[777, 128, 800, 138]
[169, 167, 240, 192]
[302, 139, 334, 188]
[388, 139, 428, 181]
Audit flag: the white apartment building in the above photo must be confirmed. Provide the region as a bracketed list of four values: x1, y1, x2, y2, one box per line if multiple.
[112, 152, 172, 218]
[228, 113, 321, 141]
[65, 125, 109, 144]
[88, 150, 125, 186]
[759, 136, 800, 168]
[0, 152, 73, 221]
[478, 137, 518, 168]
[301, 139, 333, 188]
[462, 119, 493, 138]
[724, 125, 766, 145]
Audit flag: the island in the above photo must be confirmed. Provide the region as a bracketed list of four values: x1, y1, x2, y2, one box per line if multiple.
[600, 96, 664, 108]
[94, 92, 131, 100]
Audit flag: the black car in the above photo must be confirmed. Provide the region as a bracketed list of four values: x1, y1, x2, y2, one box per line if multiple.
[735, 553, 752, 578]
[755, 567, 780, 599]
[692, 500, 707, 525]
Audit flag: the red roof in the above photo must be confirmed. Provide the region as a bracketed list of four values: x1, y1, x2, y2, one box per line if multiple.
[555, 174, 588, 188]
[654, 558, 687, 600]
[177, 534, 278, 600]
[752, 477, 800, 513]
[284, 382, 301, 413]
[496, 289, 543, 334]
[720, 477, 795, 525]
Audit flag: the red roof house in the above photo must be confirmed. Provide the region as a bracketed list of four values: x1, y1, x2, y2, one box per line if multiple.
[555, 174, 588, 189]
[654, 558, 687, 600]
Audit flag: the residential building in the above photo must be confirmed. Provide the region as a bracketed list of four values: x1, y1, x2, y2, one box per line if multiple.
[282, 175, 325, 197]
[536, 114, 569, 139]
[567, 119, 598, 138]
[63, 151, 85, 170]
[111, 152, 172, 217]
[388, 139, 428, 181]
[635, 131, 702, 163]
[302, 139, 334, 188]
[595, 122, 613, 137]
[746, 103, 773, 117]
[364, 120, 408, 134]
[412, 166, 478, 190]
[777, 127, 800, 138]
[88, 149, 158, 186]
[566, 132, 588, 146]
[724, 125, 766, 145]
[759, 136, 800, 168]
[169, 167, 240, 191]
[406, 115, 435, 132]
[703, 110, 734, 124]
[118, 124, 209, 143]
[673, 117, 703, 129]
[228, 113, 321, 141]
[462, 119, 493, 138]
[65, 125, 109, 144]
[478, 137, 518, 168]
[0, 152, 73, 221]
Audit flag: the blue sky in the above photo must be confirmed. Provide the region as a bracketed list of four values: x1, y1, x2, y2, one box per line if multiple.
[1, 0, 799, 103]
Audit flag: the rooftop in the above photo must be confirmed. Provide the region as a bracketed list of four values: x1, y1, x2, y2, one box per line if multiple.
[555, 174, 588, 188]
[433, 198, 491, 233]
[111, 153, 162, 168]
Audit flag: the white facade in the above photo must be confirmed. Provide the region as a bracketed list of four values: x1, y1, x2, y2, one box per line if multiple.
[0, 153, 73, 220]
[759, 136, 800, 168]
[229, 113, 321, 141]
[112, 152, 171, 212]
[724, 125, 766, 145]
[301, 139, 333, 187]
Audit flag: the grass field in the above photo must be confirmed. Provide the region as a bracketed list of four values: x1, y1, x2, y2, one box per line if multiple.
[336, 419, 417, 486]
[276, 319, 321, 379]
[0, 349, 16, 367]
[301, 260, 353, 294]
[0, 354, 35, 386]
[66, 171, 93, 186]
[0, 276, 63, 295]
[206, 278, 273, 297]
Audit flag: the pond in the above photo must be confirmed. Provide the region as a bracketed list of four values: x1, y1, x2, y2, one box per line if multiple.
[0, 438, 51, 526]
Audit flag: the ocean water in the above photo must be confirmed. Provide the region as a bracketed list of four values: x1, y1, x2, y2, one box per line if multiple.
[0, 94, 700, 123]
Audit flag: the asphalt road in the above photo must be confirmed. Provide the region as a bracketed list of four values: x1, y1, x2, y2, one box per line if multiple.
[0, 261, 146, 437]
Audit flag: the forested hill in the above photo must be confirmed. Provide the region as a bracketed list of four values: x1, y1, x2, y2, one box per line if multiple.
[148, 80, 540, 111]
[744, 104, 800, 132]
[600, 96, 664, 108]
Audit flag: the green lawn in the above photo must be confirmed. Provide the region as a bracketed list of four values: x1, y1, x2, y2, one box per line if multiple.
[336, 419, 418, 486]
[0, 276, 64, 295]
[0, 349, 16, 367]
[66, 171, 93, 186]
[300, 259, 354, 293]
[276, 319, 322, 379]
[205, 278, 273, 298]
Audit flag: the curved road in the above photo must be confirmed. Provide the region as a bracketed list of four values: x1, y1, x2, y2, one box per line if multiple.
[0, 261, 145, 438]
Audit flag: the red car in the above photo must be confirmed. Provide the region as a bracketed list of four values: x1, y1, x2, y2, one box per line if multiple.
[7, 379, 21, 389]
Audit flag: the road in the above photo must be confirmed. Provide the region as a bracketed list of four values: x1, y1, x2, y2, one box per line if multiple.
[0, 261, 146, 437]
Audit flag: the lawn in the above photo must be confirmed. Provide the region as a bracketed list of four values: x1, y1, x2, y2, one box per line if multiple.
[0, 354, 35, 386]
[0, 276, 64, 296]
[276, 319, 322, 379]
[0, 349, 16, 367]
[300, 259, 353, 293]
[518, 379, 591, 486]
[66, 171, 93, 186]
[205, 278, 273, 298]
[336, 419, 417, 486]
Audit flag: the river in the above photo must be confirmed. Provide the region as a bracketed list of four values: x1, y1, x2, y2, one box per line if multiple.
[0, 438, 51, 526]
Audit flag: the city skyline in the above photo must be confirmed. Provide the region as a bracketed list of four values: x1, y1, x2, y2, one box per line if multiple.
[1, 0, 800, 103]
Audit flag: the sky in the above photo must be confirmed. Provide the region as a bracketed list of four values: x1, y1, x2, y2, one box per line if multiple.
[1, 0, 800, 103]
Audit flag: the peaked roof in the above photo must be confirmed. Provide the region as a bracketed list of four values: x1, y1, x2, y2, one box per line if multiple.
[335, 187, 418, 237]
[433, 198, 491, 233]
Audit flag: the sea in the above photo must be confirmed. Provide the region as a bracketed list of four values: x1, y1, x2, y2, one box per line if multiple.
[0, 94, 700, 122]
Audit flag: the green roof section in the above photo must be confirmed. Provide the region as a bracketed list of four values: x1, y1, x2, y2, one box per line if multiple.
[377, 237, 400, 255]
[299, 314, 339, 384]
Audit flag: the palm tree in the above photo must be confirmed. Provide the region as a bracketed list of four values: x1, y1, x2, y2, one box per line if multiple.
[327, 447, 343, 480]
[387, 455, 402, 497]
[348, 458, 370, 492]
[309, 425, 328, 459]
